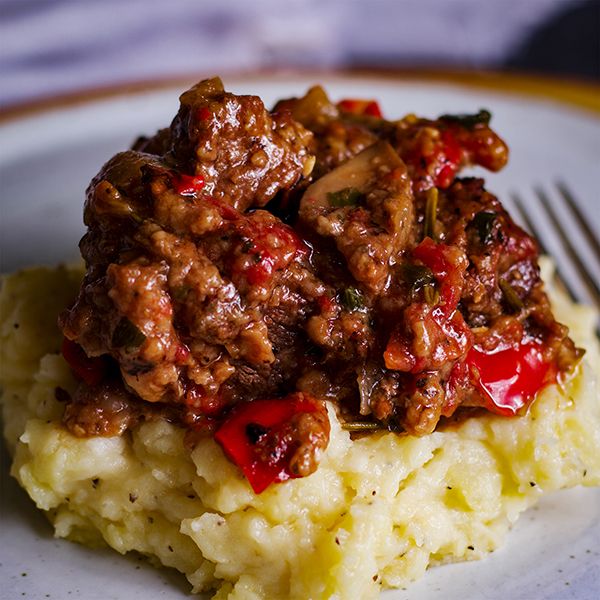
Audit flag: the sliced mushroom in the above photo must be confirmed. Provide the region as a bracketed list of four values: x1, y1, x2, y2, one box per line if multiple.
[299, 141, 414, 294]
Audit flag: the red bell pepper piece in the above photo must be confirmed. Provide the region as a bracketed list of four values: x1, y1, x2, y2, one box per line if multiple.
[465, 340, 557, 416]
[172, 173, 205, 196]
[384, 238, 472, 373]
[230, 221, 309, 287]
[337, 99, 383, 118]
[214, 393, 323, 494]
[61, 337, 106, 386]
[434, 130, 462, 189]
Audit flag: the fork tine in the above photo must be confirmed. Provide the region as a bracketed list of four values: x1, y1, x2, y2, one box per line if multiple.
[510, 191, 600, 339]
[510, 192, 577, 301]
[510, 193, 550, 254]
[535, 186, 600, 304]
[512, 191, 600, 318]
[555, 181, 600, 262]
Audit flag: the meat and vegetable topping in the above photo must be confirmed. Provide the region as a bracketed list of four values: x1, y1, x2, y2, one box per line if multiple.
[58, 78, 582, 493]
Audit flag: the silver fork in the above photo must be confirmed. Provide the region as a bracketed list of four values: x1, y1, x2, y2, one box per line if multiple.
[509, 182, 600, 337]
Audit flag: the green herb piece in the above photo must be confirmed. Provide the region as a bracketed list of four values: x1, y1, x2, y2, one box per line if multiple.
[424, 187, 438, 241]
[404, 264, 435, 289]
[112, 317, 147, 351]
[472, 211, 497, 244]
[499, 279, 524, 312]
[403, 264, 438, 304]
[327, 187, 365, 207]
[340, 286, 365, 311]
[439, 109, 492, 129]
[341, 421, 383, 432]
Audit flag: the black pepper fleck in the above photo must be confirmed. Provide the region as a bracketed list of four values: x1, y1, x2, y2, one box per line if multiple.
[335, 537, 340, 545]
[245, 422, 269, 445]
[129, 493, 138, 503]
[529, 481, 536, 487]
[467, 545, 474, 551]
[168, 545, 173, 552]
[91, 478, 100, 489]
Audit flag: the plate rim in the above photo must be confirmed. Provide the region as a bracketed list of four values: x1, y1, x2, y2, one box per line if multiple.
[1, 67, 599, 124]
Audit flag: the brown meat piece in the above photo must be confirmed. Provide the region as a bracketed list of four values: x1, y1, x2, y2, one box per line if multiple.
[170, 77, 314, 210]
[299, 141, 414, 294]
[60, 79, 581, 487]
[63, 381, 141, 437]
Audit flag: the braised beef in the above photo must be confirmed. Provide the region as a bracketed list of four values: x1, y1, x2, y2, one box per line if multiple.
[59, 78, 581, 478]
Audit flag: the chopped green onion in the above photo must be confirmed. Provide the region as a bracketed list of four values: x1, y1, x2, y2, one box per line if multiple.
[472, 211, 497, 244]
[499, 279, 524, 312]
[423, 187, 438, 240]
[327, 187, 365, 207]
[112, 317, 146, 351]
[439, 109, 492, 129]
[340, 286, 365, 311]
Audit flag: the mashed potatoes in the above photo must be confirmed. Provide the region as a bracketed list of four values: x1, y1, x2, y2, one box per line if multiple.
[1, 259, 599, 599]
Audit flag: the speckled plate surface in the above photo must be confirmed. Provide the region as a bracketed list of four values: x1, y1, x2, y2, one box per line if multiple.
[1, 74, 599, 600]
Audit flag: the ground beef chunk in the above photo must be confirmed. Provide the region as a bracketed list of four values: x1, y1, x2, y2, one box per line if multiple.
[62, 380, 141, 437]
[59, 78, 582, 488]
[170, 77, 315, 211]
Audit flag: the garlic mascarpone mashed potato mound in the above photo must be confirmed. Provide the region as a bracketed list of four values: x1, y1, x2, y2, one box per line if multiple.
[0, 258, 599, 599]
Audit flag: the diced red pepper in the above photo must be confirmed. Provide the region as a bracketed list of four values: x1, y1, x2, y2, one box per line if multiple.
[174, 343, 190, 364]
[384, 239, 472, 373]
[337, 99, 383, 118]
[465, 340, 557, 416]
[402, 128, 464, 191]
[232, 222, 309, 287]
[172, 173, 205, 196]
[412, 237, 465, 308]
[214, 393, 323, 494]
[434, 130, 462, 189]
[61, 337, 106, 386]
[185, 384, 225, 417]
[196, 107, 212, 121]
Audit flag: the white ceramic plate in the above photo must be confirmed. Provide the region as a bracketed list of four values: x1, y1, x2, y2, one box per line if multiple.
[1, 75, 599, 599]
